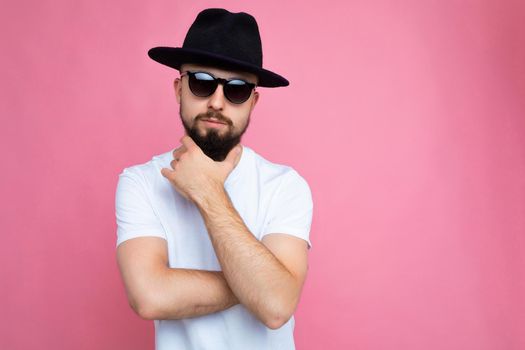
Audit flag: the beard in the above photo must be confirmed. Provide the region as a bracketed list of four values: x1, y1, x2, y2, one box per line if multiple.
[181, 109, 250, 161]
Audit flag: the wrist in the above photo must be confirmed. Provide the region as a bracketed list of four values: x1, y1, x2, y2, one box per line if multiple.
[192, 180, 228, 210]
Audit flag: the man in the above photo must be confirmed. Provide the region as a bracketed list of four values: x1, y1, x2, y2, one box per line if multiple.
[115, 8, 313, 350]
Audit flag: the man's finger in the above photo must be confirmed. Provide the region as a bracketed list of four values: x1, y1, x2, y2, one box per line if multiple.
[161, 167, 174, 179]
[223, 145, 242, 167]
[172, 145, 184, 158]
[180, 136, 197, 151]
[173, 145, 187, 161]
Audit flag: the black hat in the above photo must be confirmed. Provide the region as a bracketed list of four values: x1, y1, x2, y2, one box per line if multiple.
[148, 8, 289, 88]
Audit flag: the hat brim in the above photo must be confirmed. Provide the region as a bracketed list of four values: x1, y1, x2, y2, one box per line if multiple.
[148, 47, 289, 88]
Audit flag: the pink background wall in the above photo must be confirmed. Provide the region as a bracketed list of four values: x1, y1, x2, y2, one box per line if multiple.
[2, 0, 524, 349]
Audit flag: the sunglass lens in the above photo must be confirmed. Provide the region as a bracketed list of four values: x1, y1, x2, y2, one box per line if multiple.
[189, 72, 217, 97]
[224, 80, 253, 104]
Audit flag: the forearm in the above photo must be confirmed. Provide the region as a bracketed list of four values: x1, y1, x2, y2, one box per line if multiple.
[194, 186, 299, 328]
[134, 268, 239, 320]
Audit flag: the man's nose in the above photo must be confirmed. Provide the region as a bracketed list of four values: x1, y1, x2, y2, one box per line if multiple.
[207, 84, 226, 111]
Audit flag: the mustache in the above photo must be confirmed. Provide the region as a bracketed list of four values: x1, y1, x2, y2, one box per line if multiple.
[196, 111, 233, 126]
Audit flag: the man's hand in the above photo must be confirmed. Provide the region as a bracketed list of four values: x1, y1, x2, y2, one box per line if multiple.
[161, 136, 242, 202]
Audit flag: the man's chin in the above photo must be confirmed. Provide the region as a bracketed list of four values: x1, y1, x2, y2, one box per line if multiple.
[186, 128, 241, 162]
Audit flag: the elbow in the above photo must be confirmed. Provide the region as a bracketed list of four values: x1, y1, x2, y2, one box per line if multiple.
[128, 294, 161, 321]
[134, 303, 158, 321]
[255, 286, 301, 329]
[264, 314, 291, 330]
[260, 301, 296, 330]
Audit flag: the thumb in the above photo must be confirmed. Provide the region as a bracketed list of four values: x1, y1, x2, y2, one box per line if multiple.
[223, 145, 242, 167]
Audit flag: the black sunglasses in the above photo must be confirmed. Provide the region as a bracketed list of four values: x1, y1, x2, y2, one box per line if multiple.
[181, 71, 257, 104]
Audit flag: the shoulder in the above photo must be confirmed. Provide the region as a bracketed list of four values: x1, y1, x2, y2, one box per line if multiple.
[245, 147, 298, 178]
[244, 146, 312, 196]
[117, 149, 173, 188]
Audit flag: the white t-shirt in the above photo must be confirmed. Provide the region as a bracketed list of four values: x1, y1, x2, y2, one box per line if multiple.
[115, 145, 313, 350]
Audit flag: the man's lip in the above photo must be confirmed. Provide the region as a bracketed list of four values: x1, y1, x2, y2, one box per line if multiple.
[200, 118, 227, 125]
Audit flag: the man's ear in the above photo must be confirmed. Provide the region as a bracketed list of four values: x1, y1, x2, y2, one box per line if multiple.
[250, 90, 259, 112]
[174, 78, 182, 104]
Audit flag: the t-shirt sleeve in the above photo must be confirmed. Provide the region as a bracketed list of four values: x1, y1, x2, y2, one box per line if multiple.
[115, 168, 166, 247]
[261, 170, 314, 248]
